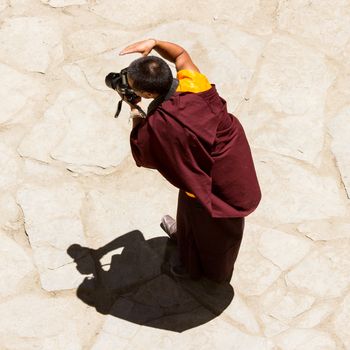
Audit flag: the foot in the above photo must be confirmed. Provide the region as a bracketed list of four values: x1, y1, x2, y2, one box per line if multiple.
[160, 215, 177, 242]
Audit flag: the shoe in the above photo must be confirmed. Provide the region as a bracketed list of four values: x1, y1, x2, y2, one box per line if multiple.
[160, 215, 177, 242]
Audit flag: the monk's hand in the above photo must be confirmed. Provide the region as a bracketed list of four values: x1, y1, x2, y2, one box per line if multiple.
[117, 91, 141, 107]
[119, 39, 156, 57]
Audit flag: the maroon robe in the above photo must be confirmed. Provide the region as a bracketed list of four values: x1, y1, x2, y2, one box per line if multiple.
[130, 86, 261, 218]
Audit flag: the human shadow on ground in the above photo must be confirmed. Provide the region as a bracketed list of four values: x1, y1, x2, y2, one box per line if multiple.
[67, 230, 234, 333]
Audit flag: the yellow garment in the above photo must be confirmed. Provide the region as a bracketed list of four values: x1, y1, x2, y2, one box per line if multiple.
[176, 70, 211, 198]
[185, 191, 196, 198]
[176, 69, 211, 93]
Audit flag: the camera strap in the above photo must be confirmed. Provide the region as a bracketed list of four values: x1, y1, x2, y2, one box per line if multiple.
[114, 99, 146, 118]
[147, 79, 179, 116]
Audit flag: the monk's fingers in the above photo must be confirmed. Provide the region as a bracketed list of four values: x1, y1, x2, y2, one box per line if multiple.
[119, 40, 155, 56]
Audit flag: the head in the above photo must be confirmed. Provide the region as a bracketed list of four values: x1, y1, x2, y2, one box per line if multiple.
[127, 56, 173, 99]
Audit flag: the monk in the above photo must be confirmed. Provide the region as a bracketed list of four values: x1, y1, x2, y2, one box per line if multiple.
[119, 39, 261, 283]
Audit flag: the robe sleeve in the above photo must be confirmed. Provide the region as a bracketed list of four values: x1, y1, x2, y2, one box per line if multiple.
[130, 109, 214, 210]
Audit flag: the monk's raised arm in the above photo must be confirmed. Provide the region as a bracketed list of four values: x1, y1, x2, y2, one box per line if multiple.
[119, 39, 200, 73]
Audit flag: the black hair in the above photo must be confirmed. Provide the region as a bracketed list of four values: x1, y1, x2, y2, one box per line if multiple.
[127, 56, 173, 94]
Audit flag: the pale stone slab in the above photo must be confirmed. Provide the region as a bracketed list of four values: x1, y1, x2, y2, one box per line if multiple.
[90, 0, 177, 29]
[22, 158, 73, 184]
[248, 35, 334, 164]
[41, 0, 87, 7]
[90, 0, 276, 35]
[0, 63, 43, 124]
[0, 142, 22, 190]
[0, 294, 83, 350]
[333, 292, 350, 349]
[278, 0, 350, 60]
[251, 115, 325, 165]
[232, 245, 282, 296]
[223, 293, 261, 334]
[124, 316, 274, 350]
[209, 0, 277, 35]
[295, 302, 334, 328]
[252, 35, 334, 116]
[253, 151, 349, 224]
[91, 334, 130, 350]
[258, 229, 312, 270]
[328, 106, 350, 198]
[268, 291, 315, 322]
[16, 182, 89, 291]
[232, 251, 281, 296]
[273, 328, 336, 350]
[84, 164, 177, 242]
[0, 17, 64, 73]
[18, 89, 129, 173]
[230, 223, 281, 296]
[67, 28, 137, 59]
[286, 239, 350, 298]
[260, 314, 289, 337]
[0, 233, 35, 297]
[18, 90, 78, 163]
[50, 94, 129, 169]
[0, 191, 21, 231]
[0, 0, 7, 11]
[297, 220, 350, 241]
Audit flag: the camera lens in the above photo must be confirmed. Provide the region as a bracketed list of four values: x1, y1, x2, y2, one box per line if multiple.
[105, 72, 119, 90]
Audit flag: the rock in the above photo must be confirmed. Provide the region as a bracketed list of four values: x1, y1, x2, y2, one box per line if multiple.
[297, 220, 350, 241]
[286, 239, 350, 298]
[90, 0, 276, 35]
[0, 0, 8, 11]
[224, 293, 261, 334]
[259, 279, 295, 335]
[253, 35, 334, 116]
[295, 302, 334, 328]
[22, 158, 72, 184]
[247, 35, 334, 164]
[84, 164, 177, 242]
[257, 228, 312, 270]
[41, 0, 87, 7]
[0, 17, 64, 73]
[124, 316, 274, 350]
[18, 89, 129, 173]
[260, 314, 289, 337]
[0, 233, 35, 297]
[16, 182, 89, 291]
[268, 291, 315, 323]
[0, 63, 43, 124]
[278, 0, 350, 60]
[0, 191, 21, 231]
[0, 142, 22, 191]
[232, 224, 282, 296]
[18, 90, 75, 163]
[328, 106, 350, 198]
[273, 328, 336, 350]
[0, 294, 83, 350]
[67, 28, 137, 59]
[90, 0, 185, 29]
[333, 292, 350, 349]
[50, 94, 129, 169]
[253, 151, 348, 224]
[251, 115, 325, 165]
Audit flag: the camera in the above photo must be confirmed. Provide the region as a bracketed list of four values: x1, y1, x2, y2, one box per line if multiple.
[105, 68, 142, 118]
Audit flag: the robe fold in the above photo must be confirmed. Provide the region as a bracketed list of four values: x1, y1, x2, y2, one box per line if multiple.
[130, 85, 261, 218]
